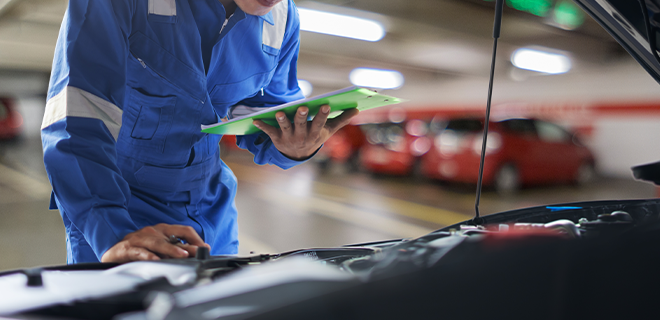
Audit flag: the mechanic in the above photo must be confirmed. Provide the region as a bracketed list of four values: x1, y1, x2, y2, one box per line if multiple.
[41, 0, 358, 264]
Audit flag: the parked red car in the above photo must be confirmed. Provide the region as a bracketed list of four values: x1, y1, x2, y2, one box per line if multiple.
[315, 124, 367, 172]
[360, 120, 432, 176]
[0, 97, 22, 140]
[420, 117, 596, 194]
[218, 134, 245, 158]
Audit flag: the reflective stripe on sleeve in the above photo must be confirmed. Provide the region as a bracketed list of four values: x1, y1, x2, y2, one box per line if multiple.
[262, 0, 288, 50]
[149, 0, 176, 16]
[42, 86, 123, 141]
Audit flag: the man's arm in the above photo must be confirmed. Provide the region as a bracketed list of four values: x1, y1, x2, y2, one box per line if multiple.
[42, 0, 206, 262]
[236, 1, 357, 167]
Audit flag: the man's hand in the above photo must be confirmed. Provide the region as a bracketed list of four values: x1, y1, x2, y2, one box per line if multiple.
[101, 223, 210, 263]
[253, 105, 359, 160]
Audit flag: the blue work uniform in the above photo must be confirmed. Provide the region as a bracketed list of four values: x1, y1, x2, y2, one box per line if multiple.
[41, 0, 305, 264]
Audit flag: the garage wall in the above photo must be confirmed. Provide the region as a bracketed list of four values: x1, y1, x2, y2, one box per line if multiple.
[591, 118, 660, 177]
[14, 96, 45, 138]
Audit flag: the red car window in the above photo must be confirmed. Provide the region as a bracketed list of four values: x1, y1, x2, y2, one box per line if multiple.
[535, 121, 571, 143]
[500, 119, 537, 137]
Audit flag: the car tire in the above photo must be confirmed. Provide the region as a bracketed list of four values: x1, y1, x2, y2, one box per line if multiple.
[410, 158, 425, 181]
[317, 159, 331, 174]
[494, 164, 519, 196]
[575, 162, 596, 186]
[347, 152, 362, 173]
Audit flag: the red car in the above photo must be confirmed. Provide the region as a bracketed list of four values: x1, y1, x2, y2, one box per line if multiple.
[0, 97, 22, 140]
[420, 117, 595, 194]
[360, 120, 432, 176]
[315, 124, 367, 172]
[219, 134, 242, 158]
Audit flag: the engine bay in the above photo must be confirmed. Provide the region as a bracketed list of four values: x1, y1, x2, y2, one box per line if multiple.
[2, 198, 659, 320]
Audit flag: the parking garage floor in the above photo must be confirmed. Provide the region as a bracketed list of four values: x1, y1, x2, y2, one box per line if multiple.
[0, 137, 656, 271]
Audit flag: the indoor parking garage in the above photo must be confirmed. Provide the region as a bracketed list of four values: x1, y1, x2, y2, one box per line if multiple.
[1, 0, 660, 319]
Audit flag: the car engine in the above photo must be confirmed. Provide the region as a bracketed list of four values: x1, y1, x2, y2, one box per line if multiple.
[2, 199, 659, 320]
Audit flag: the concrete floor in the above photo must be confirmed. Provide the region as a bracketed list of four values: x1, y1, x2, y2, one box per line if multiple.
[0, 137, 656, 271]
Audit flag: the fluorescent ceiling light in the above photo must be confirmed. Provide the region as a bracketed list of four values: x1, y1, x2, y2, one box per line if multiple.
[297, 79, 313, 97]
[349, 68, 404, 89]
[511, 48, 571, 74]
[298, 8, 385, 42]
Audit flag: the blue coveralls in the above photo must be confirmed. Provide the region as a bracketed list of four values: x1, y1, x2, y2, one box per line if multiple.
[41, 0, 305, 264]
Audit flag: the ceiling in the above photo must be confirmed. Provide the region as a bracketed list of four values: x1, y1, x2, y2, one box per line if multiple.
[0, 0, 635, 101]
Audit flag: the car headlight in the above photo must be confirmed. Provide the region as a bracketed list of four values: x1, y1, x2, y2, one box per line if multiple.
[435, 131, 459, 157]
[410, 137, 431, 156]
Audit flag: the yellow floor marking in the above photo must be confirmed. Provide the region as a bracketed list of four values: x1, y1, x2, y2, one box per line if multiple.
[311, 181, 471, 226]
[249, 180, 433, 238]
[227, 161, 472, 227]
[0, 163, 51, 200]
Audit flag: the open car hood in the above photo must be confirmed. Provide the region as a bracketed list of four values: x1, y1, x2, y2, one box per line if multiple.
[574, 0, 660, 83]
[2, 198, 660, 319]
[575, 0, 660, 182]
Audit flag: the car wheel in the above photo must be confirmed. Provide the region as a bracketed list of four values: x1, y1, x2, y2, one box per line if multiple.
[347, 152, 362, 173]
[317, 159, 331, 174]
[494, 164, 519, 196]
[410, 158, 425, 181]
[575, 162, 596, 186]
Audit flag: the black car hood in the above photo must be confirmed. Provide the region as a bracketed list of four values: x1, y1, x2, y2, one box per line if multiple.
[3, 198, 660, 319]
[575, 0, 660, 182]
[574, 0, 660, 83]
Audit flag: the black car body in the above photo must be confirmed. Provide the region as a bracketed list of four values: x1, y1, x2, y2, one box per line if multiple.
[2, 1, 660, 319]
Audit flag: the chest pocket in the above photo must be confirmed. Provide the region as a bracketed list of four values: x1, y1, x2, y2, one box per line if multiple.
[209, 1, 289, 107]
[120, 88, 176, 153]
[129, 32, 206, 101]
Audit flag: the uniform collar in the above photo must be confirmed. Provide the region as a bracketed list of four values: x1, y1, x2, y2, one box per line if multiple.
[258, 11, 275, 25]
[232, 5, 247, 21]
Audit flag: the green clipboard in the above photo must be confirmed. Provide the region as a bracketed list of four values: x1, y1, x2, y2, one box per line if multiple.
[201, 86, 403, 135]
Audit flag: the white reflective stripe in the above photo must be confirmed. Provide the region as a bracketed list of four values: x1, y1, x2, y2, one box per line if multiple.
[149, 0, 176, 16]
[262, 0, 288, 50]
[42, 87, 123, 141]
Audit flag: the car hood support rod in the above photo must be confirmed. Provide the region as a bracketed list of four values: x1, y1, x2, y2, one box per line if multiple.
[473, 0, 504, 225]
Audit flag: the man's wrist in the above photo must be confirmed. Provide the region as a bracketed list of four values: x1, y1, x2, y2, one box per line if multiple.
[279, 146, 322, 162]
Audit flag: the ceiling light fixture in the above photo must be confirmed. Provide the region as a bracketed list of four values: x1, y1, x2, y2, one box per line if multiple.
[349, 68, 404, 89]
[298, 8, 385, 42]
[511, 48, 571, 74]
